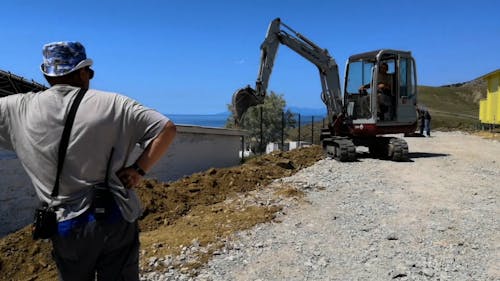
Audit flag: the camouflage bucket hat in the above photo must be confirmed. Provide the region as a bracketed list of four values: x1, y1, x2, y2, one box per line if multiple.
[40, 41, 93, 77]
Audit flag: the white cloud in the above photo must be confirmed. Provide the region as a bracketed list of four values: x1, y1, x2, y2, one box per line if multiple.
[235, 59, 245, 65]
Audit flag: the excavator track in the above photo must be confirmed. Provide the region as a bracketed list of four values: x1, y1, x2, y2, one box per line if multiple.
[322, 138, 356, 162]
[368, 137, 408, 161]
[388, 137, 409, 161]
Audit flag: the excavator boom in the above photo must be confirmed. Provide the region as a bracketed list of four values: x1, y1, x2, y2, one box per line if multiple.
[232, 18, 343, 124]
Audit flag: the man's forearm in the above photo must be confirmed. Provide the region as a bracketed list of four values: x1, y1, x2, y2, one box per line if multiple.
[135, 121, 177, 172]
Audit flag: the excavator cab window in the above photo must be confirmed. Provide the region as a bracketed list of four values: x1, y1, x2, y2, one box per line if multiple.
[345, 61, 374, 118]
[398, 58, 416, 99]
[346, 61, 374, 95]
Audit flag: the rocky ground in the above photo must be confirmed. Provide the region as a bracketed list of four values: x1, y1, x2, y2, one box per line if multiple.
[0, 131, 499, 281]
[143, 131, 500, 281]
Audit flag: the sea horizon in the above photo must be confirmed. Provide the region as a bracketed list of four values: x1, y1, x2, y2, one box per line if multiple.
[166, 113, 229, 128]
[165, 111, 327, 129]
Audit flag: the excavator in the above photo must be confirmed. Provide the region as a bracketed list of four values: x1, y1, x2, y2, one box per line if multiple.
[232, 18, 418, 161]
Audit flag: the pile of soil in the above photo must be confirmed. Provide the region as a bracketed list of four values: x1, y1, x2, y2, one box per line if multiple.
[0, 146, 324, 280]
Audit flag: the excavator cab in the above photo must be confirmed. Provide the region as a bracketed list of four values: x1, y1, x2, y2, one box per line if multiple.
[344, 50, 418, 129]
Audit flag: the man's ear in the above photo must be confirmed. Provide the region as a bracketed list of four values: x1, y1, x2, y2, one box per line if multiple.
[78, 68, 87, 80]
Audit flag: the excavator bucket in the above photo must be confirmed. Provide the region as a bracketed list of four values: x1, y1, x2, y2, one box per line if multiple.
[231, 86, 262, 124]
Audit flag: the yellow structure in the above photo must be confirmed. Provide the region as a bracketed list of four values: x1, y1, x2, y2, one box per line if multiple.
[479, 69, 500, 124]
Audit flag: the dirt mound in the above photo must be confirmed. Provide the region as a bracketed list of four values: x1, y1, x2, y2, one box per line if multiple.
[0, 146, 323, 280]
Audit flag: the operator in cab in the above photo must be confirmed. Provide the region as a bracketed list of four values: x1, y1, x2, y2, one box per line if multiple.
[359, 62, 394, 120]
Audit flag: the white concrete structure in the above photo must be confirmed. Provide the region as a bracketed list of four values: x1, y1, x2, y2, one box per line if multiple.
[266, 142, 280, 154]
[239, 149, 253, 158]
[142, 126, 247, 182]
[0, 125, 247, 237]
[289, 141, 312, 150]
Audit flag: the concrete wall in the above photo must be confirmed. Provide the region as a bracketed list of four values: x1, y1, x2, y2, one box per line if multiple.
[0, 125, 246, 237]
[139, 125, 246, 182]
[0, 151, 37, 236]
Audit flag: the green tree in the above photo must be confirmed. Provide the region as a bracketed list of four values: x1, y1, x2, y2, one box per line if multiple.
[226, 91, 295, 153]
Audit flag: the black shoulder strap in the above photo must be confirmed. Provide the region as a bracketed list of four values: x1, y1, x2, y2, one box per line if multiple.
[104, 147, 114, 185]
[51, 88, 88, 197]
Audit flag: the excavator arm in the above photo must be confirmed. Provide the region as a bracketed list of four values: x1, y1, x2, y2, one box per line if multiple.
[232, 18, 344, 124]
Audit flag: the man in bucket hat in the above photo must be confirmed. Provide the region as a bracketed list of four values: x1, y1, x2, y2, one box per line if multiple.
[0, 41, 176, 280]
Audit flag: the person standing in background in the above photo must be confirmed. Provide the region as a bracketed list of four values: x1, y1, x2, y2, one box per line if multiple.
[418, 108, 425, 135]
[424, 110, 432, 137]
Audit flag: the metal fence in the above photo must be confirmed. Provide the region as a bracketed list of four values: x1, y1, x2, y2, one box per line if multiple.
[243, 107, 327, 155]
[286, 112, 326, 146]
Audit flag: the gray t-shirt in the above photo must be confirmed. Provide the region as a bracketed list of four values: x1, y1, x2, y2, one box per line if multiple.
[0, 85, 169, 222]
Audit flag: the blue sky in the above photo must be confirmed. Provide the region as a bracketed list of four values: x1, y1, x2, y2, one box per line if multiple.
[1, 0, 499, 114]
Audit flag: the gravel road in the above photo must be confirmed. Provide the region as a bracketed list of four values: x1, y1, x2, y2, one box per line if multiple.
[143, 131, 500, 281]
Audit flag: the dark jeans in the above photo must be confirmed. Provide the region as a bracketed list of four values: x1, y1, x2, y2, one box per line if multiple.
[51, 216, 139, 281]
[425, 119, 431, 136]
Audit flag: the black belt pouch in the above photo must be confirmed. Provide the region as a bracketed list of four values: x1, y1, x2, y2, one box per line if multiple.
[32, 203, 57, 240]
[92, 183, 113, 220]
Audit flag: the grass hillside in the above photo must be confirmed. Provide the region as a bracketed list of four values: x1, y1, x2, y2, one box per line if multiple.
[418, 78, 486, 130]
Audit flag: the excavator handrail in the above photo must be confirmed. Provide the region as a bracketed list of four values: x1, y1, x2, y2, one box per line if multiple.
[279, 20, 325, 53]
